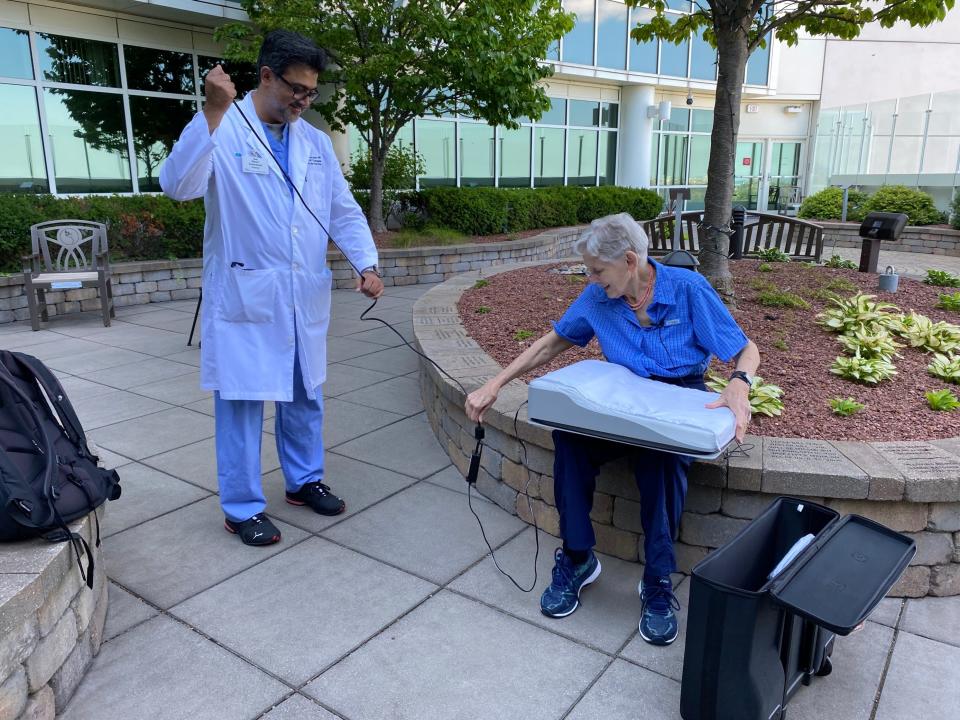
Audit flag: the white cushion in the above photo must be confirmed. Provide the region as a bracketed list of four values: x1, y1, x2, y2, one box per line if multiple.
[528, 359, 736, 458]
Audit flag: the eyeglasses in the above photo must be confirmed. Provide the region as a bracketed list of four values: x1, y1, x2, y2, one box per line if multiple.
[274, 72, 320, 102]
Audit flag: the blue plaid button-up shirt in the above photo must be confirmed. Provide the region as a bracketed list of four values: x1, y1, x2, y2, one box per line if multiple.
[552, 258, 749, 379]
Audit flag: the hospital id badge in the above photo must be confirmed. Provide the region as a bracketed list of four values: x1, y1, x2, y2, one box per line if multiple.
[243, 149, 269, 175]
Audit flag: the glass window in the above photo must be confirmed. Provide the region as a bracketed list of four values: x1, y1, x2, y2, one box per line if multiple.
[770, 142, 800, 177]
[124, 46, 194, 94]
[691, 109, 713, 133]
[199, 56, 259, 97]
[690, 31, 716, 80]
[922, 137, 960, 174]
[562, 0, 595, 65]
[659, 17, 689, 77]
[569, 100, 600, 127]
[663, 107, 689, 132]
[567, 128, 598, 185]
[928, 91, 960, 135]
[0, 84, 47, 193]
[601, 102, 619, 128]
[598, 131, 617, 185]
[130, 96, 196, 191]
[666, 0, 690, 10]
[650, 135, 660, 185]
[686, 187, 706, 211]
[43, 88, 131, 193]
[498, 127, 531, 187]
[546, 39, 560, 62]
[0, 28, 33, 79]
[539, 97, 566, 125]
[534, 127, 565, 186]
[656, 134, 688, 185]
[416, 119, 456, 186]
[459, 122, 495, 187]
[746, 43, 769, 85]
[889, 136, 922, 174]
[629, 8, 657, 73]
[868, 137, 891, 174]
[895, 94, 928, 136]
[597, 0, 627, 70]
[36, 34, 120, 87]
[688, 135, 710, 185]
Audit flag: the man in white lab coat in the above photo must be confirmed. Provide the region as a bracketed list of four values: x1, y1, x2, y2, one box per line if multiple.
[160, 30, 383, 546]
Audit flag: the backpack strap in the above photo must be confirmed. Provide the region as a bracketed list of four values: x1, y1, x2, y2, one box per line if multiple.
[11, 352, 93, 459]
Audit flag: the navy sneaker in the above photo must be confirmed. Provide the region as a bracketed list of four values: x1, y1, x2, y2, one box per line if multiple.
[540, 548, 602, 618]
[224, 513, 281, 546]
[639, 576, 680, 645]
[286, 481, 345, 516]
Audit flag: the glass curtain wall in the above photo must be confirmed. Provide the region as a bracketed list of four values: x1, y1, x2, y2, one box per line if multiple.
[0, 25, 260, 194]
[650, 108, 713, 209]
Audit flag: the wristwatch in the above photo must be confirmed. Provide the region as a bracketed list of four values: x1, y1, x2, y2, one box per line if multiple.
[730, 370, 753, 387]
[360, 265, 381, 278]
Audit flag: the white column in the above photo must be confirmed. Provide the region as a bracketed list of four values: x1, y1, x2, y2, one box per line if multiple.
[617, 84, 656, 188]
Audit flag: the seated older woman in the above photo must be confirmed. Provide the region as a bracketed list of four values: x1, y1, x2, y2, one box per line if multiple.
[465, 212, 759, 646]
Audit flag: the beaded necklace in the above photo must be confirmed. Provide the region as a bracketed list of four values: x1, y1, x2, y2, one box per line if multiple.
[625, 264, 654, 311]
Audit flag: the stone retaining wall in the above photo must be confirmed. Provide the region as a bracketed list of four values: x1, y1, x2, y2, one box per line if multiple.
[2, 227, 585, 326]
[0, 510, 108, 719]
[414, 262, 960, 599]
[821, 222, 960, 257]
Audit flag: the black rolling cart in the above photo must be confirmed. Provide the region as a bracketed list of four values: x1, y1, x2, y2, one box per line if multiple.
[680, 496, 915, 720]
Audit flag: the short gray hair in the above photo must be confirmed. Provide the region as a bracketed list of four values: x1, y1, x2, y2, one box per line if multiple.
[573, 212, 649, 262]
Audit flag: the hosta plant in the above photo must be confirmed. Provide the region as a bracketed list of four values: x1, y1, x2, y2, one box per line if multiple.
[925, 389, 960, 411]
[835, 326, 902, 359]
[936, 292, 960, 311]
[824, 255, 857, 270]
[892, 312, 960, 353]
[830, 353, 898, 384]
[829, 397, 865, 417]
[924, 269, 960, 288]
[928, 353, 960, 383]
[705, 375, 785, 417]
[816, 293, 901, 335]
[756, 247, 791, 263]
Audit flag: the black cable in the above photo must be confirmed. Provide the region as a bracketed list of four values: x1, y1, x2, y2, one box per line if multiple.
[231, 99, 539, 590]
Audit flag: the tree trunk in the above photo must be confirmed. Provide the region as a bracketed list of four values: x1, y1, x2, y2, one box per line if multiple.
[702, 21, 751, 306]
[368, 149, 387, 234]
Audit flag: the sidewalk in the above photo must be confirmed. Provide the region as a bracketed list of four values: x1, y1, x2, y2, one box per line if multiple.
[0, 279, 957, 720]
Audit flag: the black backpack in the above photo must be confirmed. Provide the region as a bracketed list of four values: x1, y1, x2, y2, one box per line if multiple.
[0, 349, 122, 587]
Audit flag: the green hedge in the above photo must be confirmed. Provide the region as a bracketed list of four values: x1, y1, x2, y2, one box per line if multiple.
[952, 191, 960, 231]
[420, 186, 663, 236]
[797, 187, 868, 222]
[799, 184, 944, 226]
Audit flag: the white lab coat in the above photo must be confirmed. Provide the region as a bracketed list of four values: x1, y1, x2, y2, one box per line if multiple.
[160, 92, 377, 401]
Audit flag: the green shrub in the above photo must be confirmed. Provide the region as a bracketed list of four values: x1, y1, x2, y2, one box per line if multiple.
[924, 269, 960, 288]
[705, 374, 785, 417]
[928, 353, 960, 384]
[951, 191, 960, 230]
[756, 247, 791, 263]
[345, 144, 423, 191]
[798, 187, 868, 221]
[862, 185, 942, 226]
[926, 389, 960, 411]
[937, 292, 960, 311]
[757, 262, 774, 272]
[824, 254, 857, 270]
[757, 290, 809, 309]
[830, 353, 897, 384]
[829, 397, 864, 417]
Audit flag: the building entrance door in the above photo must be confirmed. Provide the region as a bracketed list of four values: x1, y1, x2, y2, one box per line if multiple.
[734, 141, 764, 210]
[764, 141, 803, 213]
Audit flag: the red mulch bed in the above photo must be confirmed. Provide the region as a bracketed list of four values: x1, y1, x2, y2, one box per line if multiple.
[458, 259, 960, 441]
[372, 228, 546, 250]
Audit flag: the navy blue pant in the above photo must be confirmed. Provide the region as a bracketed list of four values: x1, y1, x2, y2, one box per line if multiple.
[552, 375, 704, 582]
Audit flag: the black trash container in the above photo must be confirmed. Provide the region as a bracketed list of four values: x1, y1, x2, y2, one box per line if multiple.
[680, 497, 916, 720]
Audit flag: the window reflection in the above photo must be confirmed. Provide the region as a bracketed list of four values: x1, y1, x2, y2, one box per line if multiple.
[131, 96, 196, 191]
[562, 0, 595, 65]
[125, 46, 194, 94]
[199, 56, 259, 96]
[0, 84, 47, 192]
[459, 123, 495, 187]
[629, 8, 657, 73]
[659, 16, 689, 78]
[597, 0, 627, 70]
[44, 88, 131, 193]
[599, 131, 617, 185]
[417, 119, 456, 186]
[535, 127, 565, 186]
[567, 128, 598, 185]
[690, 31, 716, 80]
[0, 28, 32, 79]
[540, 98, 567, 125]
[569, 100, 600, 127]
[498, 127, 531, 187]
[36, 33, 120, 87]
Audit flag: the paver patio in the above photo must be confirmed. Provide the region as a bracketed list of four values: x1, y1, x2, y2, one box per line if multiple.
[2, 248, 958, 719]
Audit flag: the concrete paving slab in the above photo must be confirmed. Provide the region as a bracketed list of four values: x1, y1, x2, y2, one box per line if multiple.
[140, 435, 280, 493]
[103, 462, 210, 537]
[326, 317, 380, 338]
[104, 496, 308, 608]
[133, 371, 209, 405]
[57, 374, 125, 402]
[60, 615, 288, 720]
[325, 336, 387, 363]
[565, 658, 680, 720]
[11, 336, 105, 360]
[303, 590, 608, 720]
[321, 363, 393, 397]
[261, 454, 417, 532]
[72, 389, 173, 430]
[339, 344, 423, 376]
[875, 631, 960, 719]
[45, 346, 152, 375]
[322, 482, 525, 584]
[103, 582, 158, 641]
[337, 375, 424, 416]
[869, 597, 905, 628]
[451, 527, 646, 655]
[900, 595, 960, 647]
[303, 397, 404, 447]
[259, 695, 340, 720]
[787, 621, 894, 720]
[163, 349, 201, 367]
[618, 577, 691, 678]
[78, 356, 196, 390]
[422, 464, 473, 495]
[91, 445, 132, 470]
[171, 537, 436, 685]
[345, 322, 414, 347]
[89, 407, 215, 460]
[332, 413, 450, 479]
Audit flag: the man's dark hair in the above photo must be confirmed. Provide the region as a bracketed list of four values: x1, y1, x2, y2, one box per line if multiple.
[257, 30, 326, 78]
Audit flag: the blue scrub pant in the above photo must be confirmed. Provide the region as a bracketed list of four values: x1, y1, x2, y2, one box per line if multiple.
[552, 375, 705, 582]
[214, 349, 324, 522]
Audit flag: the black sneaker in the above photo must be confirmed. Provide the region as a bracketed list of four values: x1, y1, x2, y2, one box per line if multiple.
[224, 513, 281, 546]
[285, 481, 346, 516]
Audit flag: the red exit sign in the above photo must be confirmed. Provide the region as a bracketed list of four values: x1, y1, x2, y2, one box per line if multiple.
[742, 157, 752, 166]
